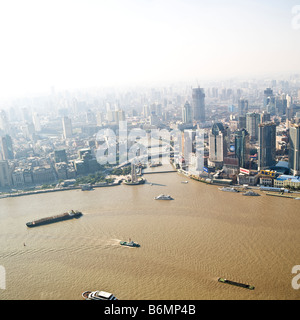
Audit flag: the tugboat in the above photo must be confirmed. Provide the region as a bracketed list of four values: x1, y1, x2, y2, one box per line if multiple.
[26, 210, 82, 228]
[120, 238, 140, 247]
[218, 278, 255, 290]
[155, 194, 173, 200]
[82, 290, 118, 300]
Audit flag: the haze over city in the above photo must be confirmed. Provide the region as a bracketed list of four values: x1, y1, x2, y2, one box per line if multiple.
[1, 0, 300, 305]
[0, 0, 300, 99]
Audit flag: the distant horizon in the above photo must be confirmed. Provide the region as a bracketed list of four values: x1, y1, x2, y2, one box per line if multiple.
[0, 0, 300, 101]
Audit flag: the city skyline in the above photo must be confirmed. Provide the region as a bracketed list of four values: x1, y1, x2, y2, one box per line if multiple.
[0, 0, 300, 99]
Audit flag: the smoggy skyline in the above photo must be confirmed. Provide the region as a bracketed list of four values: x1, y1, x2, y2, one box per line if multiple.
[0, 0, 300, 98]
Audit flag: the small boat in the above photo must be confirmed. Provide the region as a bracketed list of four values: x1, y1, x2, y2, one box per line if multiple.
[120, 239, 140, 247]
[218, 278, 255, 290]
[181, 181, 188, 184]
[218, 187, 239, 193]
[155, 194, 173, 200]
[295, 198, 300, 200]
[242, 191, 260, 196]
[82, 290, 118, 300]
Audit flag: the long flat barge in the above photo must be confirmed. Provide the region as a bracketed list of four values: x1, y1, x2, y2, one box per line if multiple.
[26, 210, 82, 228]
[218, 278, 255, 290]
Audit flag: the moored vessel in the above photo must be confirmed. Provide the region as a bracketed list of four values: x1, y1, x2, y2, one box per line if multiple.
[26, 210, 82, 228]
[242, 190, 260, 196]
[82, 290, 118, 300]
[219, 187, 239, 193]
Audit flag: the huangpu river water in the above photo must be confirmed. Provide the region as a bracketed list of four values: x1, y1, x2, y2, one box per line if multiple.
[0, 166, 300, 300]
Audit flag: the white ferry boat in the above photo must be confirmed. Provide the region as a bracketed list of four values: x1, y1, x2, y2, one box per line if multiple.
[155, 194, 173, 200]
[218, 187, 239, 193]
[82, 290, 118, 300]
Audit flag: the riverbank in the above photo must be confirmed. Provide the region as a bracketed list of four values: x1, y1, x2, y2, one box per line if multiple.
[0, 179, 122, 200]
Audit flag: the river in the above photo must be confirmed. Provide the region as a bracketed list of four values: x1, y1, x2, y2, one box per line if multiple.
[0, 165, 299, 300]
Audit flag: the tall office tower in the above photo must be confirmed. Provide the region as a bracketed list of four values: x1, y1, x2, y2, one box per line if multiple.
[54, 149, 68, 164]
[21, 107, 31, 123]
[235, 129, 250, 169]
[275, 94, 287, 116]
[0, 110, 9, 134]
[246, 112, 260, 141]
[289, 124, 300, 176]
[238, 99, 248, 117]
[32, 112, 42, 132]
[96, 112, 103, 126]
[238, 115, 246, 129]
[115, 110, 126, 123]
[182, 101, 193, 124]
[261, 111, 271, 123]
[0, 160, 12, 188]
[208, 123, 227, 168]
[263, 88, 273, 108]
[192, 87, 205, 122]
[263, 88, 275, 115]
[258, 122, 276, 170]
[0, 135, 14, 160]
[62, 116, 72, 139]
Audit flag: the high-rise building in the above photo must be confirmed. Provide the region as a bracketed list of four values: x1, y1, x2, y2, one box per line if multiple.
[0, 160, 12, 188]
[0, 110, 9, 134]
[54, 149, 68, 164]
[261, 111, 271, 123]
[0, 135, 14, 160]
[289, 124, 300, 176]
[238, 99, 248, 117]
[182, 101, 193, 124]
[32, 113, 42, 132]
[62, 116, 72, 139]
[263, 88, 275, 115]
[192, 87, 205, 122]
[235, 129, 250, 168]
[208, 123, 227, 168]
[246, 113, 260, 141]
[263, 88, 273, 108]
[258, 122, 276, 170]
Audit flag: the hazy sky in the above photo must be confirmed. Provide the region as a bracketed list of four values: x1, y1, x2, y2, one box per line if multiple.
[0, 0, 299, 98]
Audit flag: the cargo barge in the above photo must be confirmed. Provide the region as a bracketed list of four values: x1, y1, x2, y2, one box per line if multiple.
[218, 278, 255, 290]
[26, 210, 82, 228]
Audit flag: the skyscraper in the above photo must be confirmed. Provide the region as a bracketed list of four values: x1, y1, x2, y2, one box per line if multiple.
[0, 135, 14, 160]
[208, 123, 227, 168]
[246, 112, 260, 141]
[62, 116, 72, 139]
[235, 129, 250, 169]
[238, 99, 248, 117]
[258, 122, 276, 170]
[263, 88, 275, 115]
[0, 160, 12, 188]
[192, 87, 205, 122]
[182, 101, 193, 124]
[289, 124, 300, 176]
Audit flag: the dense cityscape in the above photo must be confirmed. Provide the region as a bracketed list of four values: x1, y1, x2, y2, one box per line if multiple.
[0, 75, 300, 195]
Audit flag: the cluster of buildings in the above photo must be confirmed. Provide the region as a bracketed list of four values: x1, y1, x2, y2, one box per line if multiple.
[176, 86, 300, 189]
[0, 78, 300, 191]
